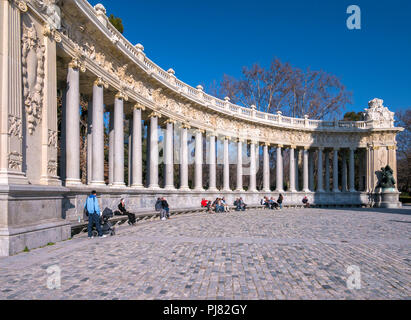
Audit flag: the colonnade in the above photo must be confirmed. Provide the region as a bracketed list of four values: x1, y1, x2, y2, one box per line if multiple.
[64, 63, 360, 194]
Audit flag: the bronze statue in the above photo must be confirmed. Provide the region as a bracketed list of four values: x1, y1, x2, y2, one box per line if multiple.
[377, 165, 396, 189]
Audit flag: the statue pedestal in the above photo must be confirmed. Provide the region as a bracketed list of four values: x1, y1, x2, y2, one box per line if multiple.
[375, 189, 402, 208]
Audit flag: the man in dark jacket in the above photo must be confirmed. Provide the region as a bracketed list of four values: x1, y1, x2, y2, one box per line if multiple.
[118, 198, 136, 225]
[161, 197, 170, 219]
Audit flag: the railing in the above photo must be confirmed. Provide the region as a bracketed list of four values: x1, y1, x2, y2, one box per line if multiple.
[78, 0, 386, 131]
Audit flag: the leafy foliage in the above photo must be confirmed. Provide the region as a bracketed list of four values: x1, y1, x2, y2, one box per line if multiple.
[109, 14, 124, 34]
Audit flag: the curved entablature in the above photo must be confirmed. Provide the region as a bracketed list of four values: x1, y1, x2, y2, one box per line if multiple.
[24, 2, 398, 135]
[20, 0, 402, 150]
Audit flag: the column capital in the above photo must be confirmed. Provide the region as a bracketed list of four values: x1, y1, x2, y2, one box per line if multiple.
[236, 138, 245, 143]
[289, 145, 297, 149]
[249, 140, 258, 145]
[277, 144, 284, 148]
[148, 111, 161, 119]
[194, 129, 205, 134]
[333, 147, 340, 151]
[115, 91, 129, 101]
[94, 77, 109, 88]
[164, 118, 176, 124]
[317, 147, 324, 151]
[224, 136, 231, 141]
[181, 122, 191, 129]
[68, 57, 86, 72]
[262, 142, 270, 147]
[303, 146, 310, 150]
[206, 131, 217, 138]
[387, 145, 396, 150]
[134, 103, 146, 111]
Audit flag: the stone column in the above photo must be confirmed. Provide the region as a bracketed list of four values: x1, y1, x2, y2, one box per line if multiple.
[276, 145, 284, 192]
[148, 113, 160, 189]
[108, 108, 114, 185]
[91, 79, 105, 185]
[342, 151, 348, 192]
[236, 138, 244, 192]
[303, 147, 309, 192]
[65, 61, 81, 185]
[0, 0, 27, 185]
[308, 150, 314, 191]
[289, 146, 296, 192]
[208, 132, 217, 191]
[194, 129, 204, 191]
[223, 137, 230, 191]
[112, 92, 126, 187]
[249, 141, 257, 192]
[349, 147, 356, 192]
[180, 123, 190, 190]
[317, 148, 324, 192]
[333, 148, 340, 192]
[325, 150, 330, 192]
[131, 104, 144, 188]
[164, 119, 175, 190]
[263, 143, 271, 192]
[41, 26, 60, 185]
[295, 149, 300, 191]
[86, 99, 93, 185]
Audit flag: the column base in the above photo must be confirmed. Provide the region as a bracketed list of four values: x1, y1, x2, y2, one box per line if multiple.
[179, 186, 191, 191]
[349, 189, 356, 193]
[90, 181, 106, 187]
[131, 184, 145, 189]
[164, 185, 176, 191]
[111, 182, 126, 188]
[249, 189, 258, 193]
[333, 189, 341, 193]
[263, 189, 272, 193]
[148, 185, 161, 190]
[235, 189, 245, 192]
[208, 187, 218, 192]
[0, 171, 28, 185]
[317, 189, 325, 193]
[65, 178, 82, 186]
[289, 189, 297, 193]
[194, 188, 205, 192]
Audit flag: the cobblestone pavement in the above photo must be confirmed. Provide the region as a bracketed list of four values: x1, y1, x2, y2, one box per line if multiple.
[0, 207, 410, 300]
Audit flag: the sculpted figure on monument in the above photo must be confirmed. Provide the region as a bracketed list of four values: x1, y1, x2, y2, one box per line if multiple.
[377, 165, 396, 189]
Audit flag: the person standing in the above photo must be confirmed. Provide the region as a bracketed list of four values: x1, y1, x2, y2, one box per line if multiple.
[84, 191, 106, 238]
[277, 194, 284, 209]
[161, 197, 170, 219]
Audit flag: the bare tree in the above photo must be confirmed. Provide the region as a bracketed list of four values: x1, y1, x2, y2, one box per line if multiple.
[396, 109, 411, 193]
[211, 57, 352, 120]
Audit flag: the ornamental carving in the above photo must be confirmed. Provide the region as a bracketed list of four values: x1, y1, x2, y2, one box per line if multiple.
[47, 160, 58, 176]
[34, 0, 62, 30]
[364, 99, 395, 128]
[8, 152, 23, 170]
[48, 130, 58, 148]
[8, 116, 23, 140]
[22, 23, 45, 135]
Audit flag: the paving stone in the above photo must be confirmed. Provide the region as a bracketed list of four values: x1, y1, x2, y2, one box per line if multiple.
[0, 208, 410, 299]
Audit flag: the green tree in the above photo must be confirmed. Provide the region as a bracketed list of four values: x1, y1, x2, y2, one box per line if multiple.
[343, 111, 363, 121]
[109, 14, 124, 34]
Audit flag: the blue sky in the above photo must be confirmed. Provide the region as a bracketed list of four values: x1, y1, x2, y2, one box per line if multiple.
[90, 0, 411, 115]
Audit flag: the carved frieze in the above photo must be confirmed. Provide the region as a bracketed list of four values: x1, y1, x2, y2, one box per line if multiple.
[48, 130, 58, 148]
[8, 116, 23, 140]
[8, 152, 23, 170]
[22, 23, 45, 135]
[47, 159, 58, 176]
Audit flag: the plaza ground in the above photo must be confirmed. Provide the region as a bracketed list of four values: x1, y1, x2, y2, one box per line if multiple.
[0, 207, 410, 300]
